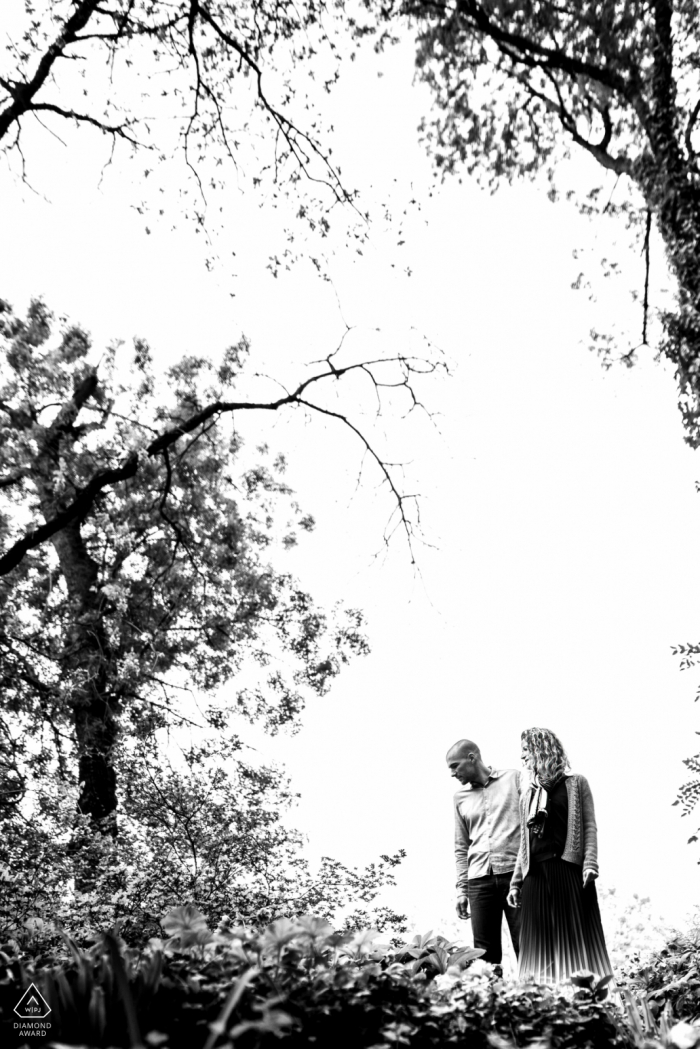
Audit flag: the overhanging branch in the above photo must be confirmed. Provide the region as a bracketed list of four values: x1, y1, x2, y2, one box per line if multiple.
[454, 0, 631, 99]
[29, 103, 139, 145]
[0, 0, 103, 142]
[0, 356, 440, 576]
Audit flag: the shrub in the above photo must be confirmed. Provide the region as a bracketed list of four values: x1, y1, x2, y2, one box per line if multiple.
[0, 907, 661, 1049]
[0, 747, 407, 951]
[619, 911, 700, 1025]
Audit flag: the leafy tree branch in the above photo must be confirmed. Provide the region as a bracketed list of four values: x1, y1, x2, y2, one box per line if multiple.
[1, 0, 359, 249]
[380, 0, 700, 440]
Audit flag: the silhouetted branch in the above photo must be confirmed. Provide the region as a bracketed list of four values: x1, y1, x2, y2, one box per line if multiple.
[0, 354, 443, 575]
[29, 103, 139, 145]
[0, 0, 102, 141]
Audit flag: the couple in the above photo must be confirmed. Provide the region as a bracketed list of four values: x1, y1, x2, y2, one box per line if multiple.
[447, 726, 612, 984]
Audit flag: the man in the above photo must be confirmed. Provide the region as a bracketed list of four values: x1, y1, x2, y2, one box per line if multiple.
[447, 738, 521, 965]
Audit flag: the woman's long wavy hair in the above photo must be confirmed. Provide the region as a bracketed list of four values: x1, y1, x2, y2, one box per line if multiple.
[521, 727, 570, 787]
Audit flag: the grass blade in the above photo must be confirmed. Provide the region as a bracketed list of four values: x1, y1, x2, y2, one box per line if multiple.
[105, 932, 144, 1049]
[203, 967, 258, 1049]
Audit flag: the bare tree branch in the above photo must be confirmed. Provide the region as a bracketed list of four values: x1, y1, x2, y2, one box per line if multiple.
[296, 397, 419, 563]
[195, 1, 353, 204]
[29, 103, 139, 146]
[0, 0, 356, 228]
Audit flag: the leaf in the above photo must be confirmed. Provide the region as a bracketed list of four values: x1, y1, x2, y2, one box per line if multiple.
[88, 986, 106, 1042]
[570, 969, 595, 989]
[141, 952, 163, 996]
[260, 916, 302, 950]
[592, 973, 615, 1000]
[161, 904, 210, 939]
[450, 947, 486, 968]
[343, 928, 381, 954]
[104, 932, 143, 1049]
[296, 914, 335, 940]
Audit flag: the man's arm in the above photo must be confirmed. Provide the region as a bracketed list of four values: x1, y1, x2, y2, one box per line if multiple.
[454, 797, 471, 917]
[506, 788, 525, 908]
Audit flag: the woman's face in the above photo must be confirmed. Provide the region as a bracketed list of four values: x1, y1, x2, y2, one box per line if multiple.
[521, 740, 534, 769]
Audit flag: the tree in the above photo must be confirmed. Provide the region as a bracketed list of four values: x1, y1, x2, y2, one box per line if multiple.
[0, 0, 365, 262]
[384, 0, 700, 443]
[0, 297, 434, 856]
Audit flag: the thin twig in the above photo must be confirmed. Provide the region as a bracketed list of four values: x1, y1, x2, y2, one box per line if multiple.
[642, 208, 652, 345]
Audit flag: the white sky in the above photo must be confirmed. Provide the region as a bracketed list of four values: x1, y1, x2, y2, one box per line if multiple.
[2, 22, 699, 940]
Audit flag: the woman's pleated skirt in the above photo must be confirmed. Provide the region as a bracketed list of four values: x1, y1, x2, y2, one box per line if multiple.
[518, 858, 613, 985]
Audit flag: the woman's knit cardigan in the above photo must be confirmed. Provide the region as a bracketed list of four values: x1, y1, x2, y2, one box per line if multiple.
[509, 773, 599, 891]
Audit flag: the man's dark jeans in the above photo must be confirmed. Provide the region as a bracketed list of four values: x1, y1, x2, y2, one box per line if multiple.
[467, 873, 521, 964]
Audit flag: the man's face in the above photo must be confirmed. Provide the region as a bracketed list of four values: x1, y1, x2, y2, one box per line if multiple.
[447, 751, 478, 785]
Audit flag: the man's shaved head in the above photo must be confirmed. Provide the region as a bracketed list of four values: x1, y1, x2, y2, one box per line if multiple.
[446, 739, 481, 761]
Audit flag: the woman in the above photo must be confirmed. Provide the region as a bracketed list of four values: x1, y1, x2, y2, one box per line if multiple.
[506, 727, 613, 985]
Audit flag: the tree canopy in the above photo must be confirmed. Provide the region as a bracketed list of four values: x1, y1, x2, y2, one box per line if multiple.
[395, 0, 700, 442]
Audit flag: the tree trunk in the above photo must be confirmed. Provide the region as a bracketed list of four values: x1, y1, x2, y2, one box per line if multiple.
[46, 516, 118, 889]
[52, 521, 118, 830]
[635, 151, 700, 442]
[30, 375, 119, 857]
[636, 1, 700, 442]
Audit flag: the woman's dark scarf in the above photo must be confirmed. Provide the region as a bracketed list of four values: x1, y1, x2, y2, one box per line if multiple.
[526, 771, 565, 838]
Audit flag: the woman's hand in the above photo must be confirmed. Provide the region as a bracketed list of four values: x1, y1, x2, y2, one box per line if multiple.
[506, 886, 521, 909]
[456, 894, 470, 919]
[583, 868, 598, 888]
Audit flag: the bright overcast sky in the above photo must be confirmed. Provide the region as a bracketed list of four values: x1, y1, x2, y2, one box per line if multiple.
[2, 21, 700, 941]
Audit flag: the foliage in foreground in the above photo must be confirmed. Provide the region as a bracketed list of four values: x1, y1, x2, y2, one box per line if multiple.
[4, 906, 700, 1049]
[619, 912, 700, 1028]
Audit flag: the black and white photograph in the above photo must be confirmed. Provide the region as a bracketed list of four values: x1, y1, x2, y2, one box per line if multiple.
[2, 2, 700, 1047]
